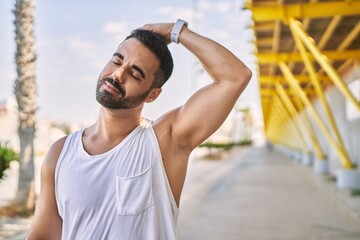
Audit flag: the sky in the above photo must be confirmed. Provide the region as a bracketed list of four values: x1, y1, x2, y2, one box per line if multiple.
[0, 0, 259, 126]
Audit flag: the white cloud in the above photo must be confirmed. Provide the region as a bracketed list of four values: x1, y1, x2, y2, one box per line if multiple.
[156, 6, 173, 15]
[102, 21, 130, 43]
[38, 35, 98, 54]
[0, 69, 15, 81]
[196, 0, 231, 14]
[38, 37, 66, 47]
[0, 70, 16, 99]
[211, 29, 230, 41]
[196, 0, 212, 12]
[156, 6, 203, 22]
[226, 10, 253, 30]
[67, 35, 97, 51]
[103, 21, 129, 35]
[216, 1, 231, 14]
[66, 36, 107, 69]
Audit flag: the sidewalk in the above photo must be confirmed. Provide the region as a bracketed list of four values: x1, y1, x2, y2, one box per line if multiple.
[0, 161, 32, 240]
[0, 218, 30, 240]
[1, 146, 360, 239]
[177, 146, 360, 240]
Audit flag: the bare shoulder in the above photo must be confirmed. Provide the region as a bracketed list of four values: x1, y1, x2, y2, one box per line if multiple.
[152, 108, 190, 206]
[42, 136, 67, 172]
[26, 136, 67, 239]
[153, 107, 182, 148]
[153, 106, 192, 162]
[153, 108, 176, 132]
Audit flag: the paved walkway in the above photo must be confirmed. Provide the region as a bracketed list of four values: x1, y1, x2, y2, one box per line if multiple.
[177, 146, 360, 240]
[1, 146, 360, 239]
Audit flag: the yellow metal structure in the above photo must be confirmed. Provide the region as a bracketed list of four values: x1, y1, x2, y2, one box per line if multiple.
[256, 50, 360, 64]
[260, 75, 330, 84]
[289, 19, 360, 112]
[249, 1, 360, 22]
[289, 18, 350, 162]
[279, 62, 354, 169]
[248, 0, 359, 169]
[275, 83, 325, 159]
[267, 97, 306, 151]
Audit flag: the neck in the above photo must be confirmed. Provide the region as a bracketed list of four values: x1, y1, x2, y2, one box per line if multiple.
[94, 106, 143, 141]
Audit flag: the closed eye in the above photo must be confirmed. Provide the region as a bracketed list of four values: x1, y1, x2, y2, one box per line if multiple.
[111, 56, 122, 65]
[130, 71, 141, 80]
[112, 52, 124, 65]
[112, 52, 146, 80]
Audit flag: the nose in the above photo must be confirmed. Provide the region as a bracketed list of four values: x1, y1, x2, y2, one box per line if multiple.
[112, 66, 126, 83]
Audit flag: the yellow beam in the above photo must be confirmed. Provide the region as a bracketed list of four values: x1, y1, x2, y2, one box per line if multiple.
[261, 88, 316, 97]
[338, 59, 354, 74]
[279, 62, 354, 169]
[256, 50, 360, 64]
[289, 18, 349, 163]
[275, 83, 323, 157]
[275, 93, 310, 153]
[254, 22, 276, 31]
[269, 18, 282, 76]
[249, 1, 360, 22]
[288, 0, 318, 72]
[291, 93, 325, 157]
[338, 21, 360, 51]
[290, 18, 360, 112]
[260, 75, 330, 84]
[317, 20, 360, 75]
[318, 16, 342, 50]
[268, 98, 302, 149]
[256, 37, 273, 46]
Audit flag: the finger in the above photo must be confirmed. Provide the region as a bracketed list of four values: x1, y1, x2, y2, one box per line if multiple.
[141, 24, 153, 30]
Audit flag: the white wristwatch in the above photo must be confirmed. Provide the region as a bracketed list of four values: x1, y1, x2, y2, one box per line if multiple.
[170, 19, 188, 44]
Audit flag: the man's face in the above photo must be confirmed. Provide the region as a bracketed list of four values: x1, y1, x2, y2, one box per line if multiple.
[96, 38, 161, 110]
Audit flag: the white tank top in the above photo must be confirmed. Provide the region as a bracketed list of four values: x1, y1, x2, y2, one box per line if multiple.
[55, 119, 180, 240]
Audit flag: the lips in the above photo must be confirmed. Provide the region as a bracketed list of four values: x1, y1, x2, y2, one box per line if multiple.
[102, 78, 125, 96]
[104, 81, 120, 94]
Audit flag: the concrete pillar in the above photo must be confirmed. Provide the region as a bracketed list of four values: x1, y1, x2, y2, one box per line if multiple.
[266, 141, 273, 151]
[336, 168, 360, 189]
[288, 149, 294, 159]
[301, 152, 313, 166]
[314, 158, 329, 174]
[284, 148, 292, 158]
[294, 150, 303, 163]
[288, 149, 298, 161]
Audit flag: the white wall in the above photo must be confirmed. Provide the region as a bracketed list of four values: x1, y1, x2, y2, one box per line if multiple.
[301, 66, 360, 174]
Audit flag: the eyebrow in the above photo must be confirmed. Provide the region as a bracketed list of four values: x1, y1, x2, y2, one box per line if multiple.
[112, 52, 146, 80]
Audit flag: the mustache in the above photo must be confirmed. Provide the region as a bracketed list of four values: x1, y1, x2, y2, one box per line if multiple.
[103, 78, 126, 96]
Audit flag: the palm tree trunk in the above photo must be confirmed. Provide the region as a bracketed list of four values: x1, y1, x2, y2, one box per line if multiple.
[13, 0, 37, 209]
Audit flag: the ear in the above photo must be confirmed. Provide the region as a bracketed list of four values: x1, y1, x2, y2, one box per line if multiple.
[145, 88, 162, 103]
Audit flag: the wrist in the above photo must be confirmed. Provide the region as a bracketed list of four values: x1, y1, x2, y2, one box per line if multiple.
[170, 19, 188, 44]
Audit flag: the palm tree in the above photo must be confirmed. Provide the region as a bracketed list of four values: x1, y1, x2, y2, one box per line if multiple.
[13, 0, 37, 209]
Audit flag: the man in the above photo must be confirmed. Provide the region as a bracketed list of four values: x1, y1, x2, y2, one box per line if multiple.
[26, 20, 252, 239]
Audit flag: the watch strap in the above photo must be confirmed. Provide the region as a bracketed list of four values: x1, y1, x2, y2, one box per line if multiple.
[170, 19, 188, 44]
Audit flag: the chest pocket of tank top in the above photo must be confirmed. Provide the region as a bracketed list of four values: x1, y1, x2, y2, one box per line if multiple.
[115, 166, 154, 215]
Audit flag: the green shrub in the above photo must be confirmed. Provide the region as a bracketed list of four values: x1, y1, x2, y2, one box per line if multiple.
[0, 141, 19, 181]
[199, 139, 253, 151]
[199, 142, 234, 150]
[350, 189, 360, 196]
[234, 139, 253, 146]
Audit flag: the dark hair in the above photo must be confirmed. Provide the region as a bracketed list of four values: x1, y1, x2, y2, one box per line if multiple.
[125, 29, 173, 88]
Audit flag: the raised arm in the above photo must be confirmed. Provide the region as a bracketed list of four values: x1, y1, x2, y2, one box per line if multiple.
[26, 138, 65, 240]
[144, 21, 252, 150]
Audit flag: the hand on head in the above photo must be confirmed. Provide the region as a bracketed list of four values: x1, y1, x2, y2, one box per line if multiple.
[140, 23, 175, 44]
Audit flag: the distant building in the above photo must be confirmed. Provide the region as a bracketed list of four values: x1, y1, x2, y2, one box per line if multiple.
[0, 97, 79, 156]
[0, 97, 19, 151]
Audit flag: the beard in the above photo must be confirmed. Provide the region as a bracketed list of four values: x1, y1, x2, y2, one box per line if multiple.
[96, 77, 153, 109]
